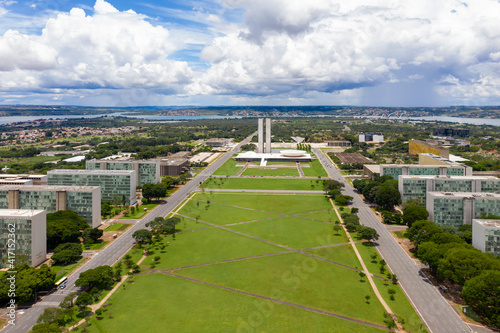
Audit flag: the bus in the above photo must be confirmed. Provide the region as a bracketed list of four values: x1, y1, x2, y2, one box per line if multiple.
[55, 276, 68, 289]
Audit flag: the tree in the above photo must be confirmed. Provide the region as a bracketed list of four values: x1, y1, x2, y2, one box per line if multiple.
[75, 266, 114, 290]
[37, 307, 65, 326]
[323, 179, 344, 193]
[51, 243, 82, 265]
[75, 292, 93, 309]
[29, 323, 62, 333]
[437, 248, 500, 285]
[402, 203, 429, 227]
[407, 220, 443, 246]
[0, 264, 55, 304]
[46, 210, 88, 249]
[462, 270, 500, 328]
[374, 185, 401, 211]
[82, 228, 104, 244]
[132, 229, 152, 245]
[101, 202, 111, 217]
[334, 195, 353, 206]
[359, 226, 380, 241]
[333, 224, 342, 235]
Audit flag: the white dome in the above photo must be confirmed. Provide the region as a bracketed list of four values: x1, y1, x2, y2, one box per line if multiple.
[280, 150, 307, 157]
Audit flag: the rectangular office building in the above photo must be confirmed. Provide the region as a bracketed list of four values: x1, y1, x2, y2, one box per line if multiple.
[47, 169, 136, 206]
[0, 185, 100, 227]
[399, 175, 500, 205]
[380, 164, 472, 180]
[0, 209, 46, 268]
[427, 192, 500, 228]
[86, 159, 160, 187]
[472, 219, 500, 257]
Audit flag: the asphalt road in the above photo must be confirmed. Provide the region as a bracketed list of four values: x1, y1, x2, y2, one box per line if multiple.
[313, 148, 471, 333]
[3, 133, 255, 333]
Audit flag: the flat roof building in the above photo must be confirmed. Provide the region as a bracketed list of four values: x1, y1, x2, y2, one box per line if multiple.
[398, 175, 500, 205]
[0, 174, 47, 185]
[409, 139, 449, 158]
[326, 140, 352, 147]
[472, 219, 500, 257]
[86, 159, 160, 187]
[359, 132, 384, 143]
[0, 209, 46, 267]
[204, 138, 233, 147]
[380, 164, 472, 179]
[0, 185, 101, 227]
[427, 192, 500, 228]
[47, 169, 136, 206]
[159, 159, 189, 176]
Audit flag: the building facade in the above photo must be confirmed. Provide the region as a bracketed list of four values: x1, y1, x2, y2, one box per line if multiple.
[472, 219, 500, 257]
[0, 185, 101, 227]
[427, 192, 500, 228]
[380, 164, 472, 179]
[0, 209, 46, 268]
[409, 139, 449, 158]
[359, 132, 384, 143]
[47, 169, 137, 205]
[398, 175, 500, 205]
[159, 159, 189, 176]
[326, 140, 352, 147]
[86, 159, 160, 186]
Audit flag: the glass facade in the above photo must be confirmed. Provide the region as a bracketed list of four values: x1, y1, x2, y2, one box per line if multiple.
[435, 180, 472, 192]
[48, 172, 133, 203]
[447, 168, 466, 176]
[0, 218, 32, 268]
[402, 179, 427, 204]
[485, 229, 500, 257]
[433, 198, 464, 228]
[18, 191, 57, 211]
[409, 167, 440, 175]
[474, 198, 500, 218]
[481, 180, 500, 193]
[86, 161, 157, 186]
[67, 191, 95, 224]
[382, 167, 403, 179]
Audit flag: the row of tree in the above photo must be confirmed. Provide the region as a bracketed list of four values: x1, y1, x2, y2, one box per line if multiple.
[408, 220, 500, 327]
[353, 176, 401, 211]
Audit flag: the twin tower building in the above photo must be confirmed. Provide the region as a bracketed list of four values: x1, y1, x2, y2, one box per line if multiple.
[257, 118, 272, 153]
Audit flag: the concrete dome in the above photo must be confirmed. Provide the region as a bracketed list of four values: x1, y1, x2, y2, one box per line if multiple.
[280, 150, 307, 157]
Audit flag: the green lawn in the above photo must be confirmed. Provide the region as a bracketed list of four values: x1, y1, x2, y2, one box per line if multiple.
[150, 228, 283, 270]
[242, 166, 299, 177]
[191, 193, 331, 215]
[178, 199, 281, 225]
[295, 209, 340, 223]
[50, 257, 87, 281]
[177, 253, 387, 325]
[306, 244, 362, 270]
[105, 223, 132, 232]
[211, 156, 242, 176]
[85, 274, 386, 333]
[301, 158, 328, 177]
[226, 217, 349, 249]
[355, 242, 385, 276]
[83, 240, 110, 250]
[201, 178, 324, 190]
[373, 278, 426, 332]
[121, 203, 158, 219]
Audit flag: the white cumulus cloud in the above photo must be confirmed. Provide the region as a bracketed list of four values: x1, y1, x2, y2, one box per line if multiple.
[0, 0, 193, 94]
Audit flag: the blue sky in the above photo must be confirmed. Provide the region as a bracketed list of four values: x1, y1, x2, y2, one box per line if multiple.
[0, 0, 500, 107]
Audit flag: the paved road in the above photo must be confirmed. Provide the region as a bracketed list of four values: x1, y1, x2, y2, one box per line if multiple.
[313, 148, 471, 333]
[3, 133, 256, 333]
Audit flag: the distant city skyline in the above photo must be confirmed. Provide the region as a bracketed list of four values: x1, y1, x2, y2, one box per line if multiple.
[0, 0, 499, 107]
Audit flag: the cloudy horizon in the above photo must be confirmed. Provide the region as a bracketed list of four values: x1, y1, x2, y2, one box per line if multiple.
[0, 0, 499, 107]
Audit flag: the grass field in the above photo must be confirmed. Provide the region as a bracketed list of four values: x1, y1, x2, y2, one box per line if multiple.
[121, 203, 158, 219]
[177, 253, 387, 325]
[51, 257, 87, 280]
[82, 193, 421, 332]
[105, 223, 132, 232]
[83, 240, 110, 250]
[85, 274, 386, 333]
[211, 156, 242, 176]
[201, 177, 324, 190]
[226, 216, 349, 249]
[242, 166, 299, 177]
[301, 158, 328, 177]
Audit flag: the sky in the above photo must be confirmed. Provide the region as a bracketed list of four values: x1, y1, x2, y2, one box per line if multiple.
[0, 0, 500, 107]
